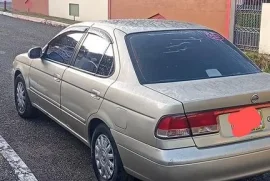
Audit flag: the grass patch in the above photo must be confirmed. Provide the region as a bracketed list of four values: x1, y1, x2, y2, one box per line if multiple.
[245, 52, 270, 73]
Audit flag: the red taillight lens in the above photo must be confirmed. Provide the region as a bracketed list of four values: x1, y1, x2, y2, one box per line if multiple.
[187, 112, 219, 136]
[156, 103, 270, 139]
[156, 112, 219, 139]
[156, 115, 190, 138]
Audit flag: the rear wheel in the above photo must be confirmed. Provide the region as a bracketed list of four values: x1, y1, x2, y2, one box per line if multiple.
[91, 124, 134, 181]
[14, 74, 37, 118]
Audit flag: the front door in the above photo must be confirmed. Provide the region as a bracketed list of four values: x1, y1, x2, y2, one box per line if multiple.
[29, 30, 85, 121]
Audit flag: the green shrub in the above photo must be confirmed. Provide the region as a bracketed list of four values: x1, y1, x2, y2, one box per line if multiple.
[245, 52, 270, 73]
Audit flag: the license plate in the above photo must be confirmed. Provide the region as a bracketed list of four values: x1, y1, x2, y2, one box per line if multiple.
[252, 110, 265, 132]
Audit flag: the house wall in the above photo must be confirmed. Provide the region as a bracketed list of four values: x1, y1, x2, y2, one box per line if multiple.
[12, 0, 49, 15]
[48, 0, 108, 21]
[259, 3, 270, 54]
[110, 0, 230, 37]
[12, 0, 232, 38]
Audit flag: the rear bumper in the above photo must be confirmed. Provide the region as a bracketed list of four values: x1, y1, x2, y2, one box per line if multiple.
[112, 130, 270, 181]
[119, 145, 270, 181]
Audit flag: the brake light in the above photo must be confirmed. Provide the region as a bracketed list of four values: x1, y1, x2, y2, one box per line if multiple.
[156, 112, 219, 139]
[156, 115, 190, 138]
[156, 103, 270, 139]
[188, 112, 219, 135]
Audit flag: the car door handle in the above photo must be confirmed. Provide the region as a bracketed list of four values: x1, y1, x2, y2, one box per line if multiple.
[53, 73, 61, 82]
[90, 89, 100, 100]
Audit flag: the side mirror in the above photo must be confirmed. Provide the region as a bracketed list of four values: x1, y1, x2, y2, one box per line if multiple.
[28, 47, 43, 59]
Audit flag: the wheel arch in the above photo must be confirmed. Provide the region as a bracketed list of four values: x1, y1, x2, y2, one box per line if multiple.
[88, 118, 104, 144]
[14, 69, 22, 85]
[13, 67, 31, 94]
[14, 69, 22, 78]
[87, 112, 116, 144]
[13, 59, 31, 90]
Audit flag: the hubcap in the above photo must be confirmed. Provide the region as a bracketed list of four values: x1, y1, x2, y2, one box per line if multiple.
[16, 82, 26, 114]
[95, 134, 114, 180]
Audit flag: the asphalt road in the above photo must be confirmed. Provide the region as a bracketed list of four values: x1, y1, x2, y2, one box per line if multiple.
[0, 15, 97, 181]
[0, 14, 270, 181]
[0, 155, 17, 181]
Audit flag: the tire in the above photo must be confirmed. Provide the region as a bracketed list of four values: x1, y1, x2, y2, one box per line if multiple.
[91, 124, 134, 181]
[14, 74, 37, 118]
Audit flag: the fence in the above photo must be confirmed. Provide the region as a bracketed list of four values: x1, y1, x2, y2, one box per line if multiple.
[234, 0, 268, 51]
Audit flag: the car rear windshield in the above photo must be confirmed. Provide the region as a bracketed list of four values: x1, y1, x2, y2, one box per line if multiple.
[125, 30, 261, 84]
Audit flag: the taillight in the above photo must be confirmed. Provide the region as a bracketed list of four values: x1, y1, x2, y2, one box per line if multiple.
[156, 115, 190, 138]
[156, 112, 219, 139]
[188, 112, 219, 135]
[156, 103, 270, 139]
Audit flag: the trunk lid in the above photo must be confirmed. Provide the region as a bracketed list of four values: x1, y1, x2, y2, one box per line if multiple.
[145, 73, 270, 148]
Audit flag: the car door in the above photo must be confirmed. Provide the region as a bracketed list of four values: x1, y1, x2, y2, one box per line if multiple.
[28, 28, 87, 122]
[61, 30, 116, 138]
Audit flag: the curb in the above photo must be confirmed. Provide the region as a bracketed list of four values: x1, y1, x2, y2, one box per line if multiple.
[0, 11, 70, 27]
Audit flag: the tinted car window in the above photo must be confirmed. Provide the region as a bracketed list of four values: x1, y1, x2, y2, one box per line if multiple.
[44, 32, 84, 64]
[74, 34, 110, 73]
[125, 30, 261, 84]
[96, 44, 114, 76]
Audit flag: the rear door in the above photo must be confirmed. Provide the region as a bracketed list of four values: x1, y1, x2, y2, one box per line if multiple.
[61, 29, 116, 138]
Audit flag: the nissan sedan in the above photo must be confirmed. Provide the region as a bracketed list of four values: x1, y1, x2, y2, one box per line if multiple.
[12, 19, 270, 181]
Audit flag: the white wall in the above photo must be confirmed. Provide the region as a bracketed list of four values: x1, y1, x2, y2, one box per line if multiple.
[259, 3, 270, 54]
[48, 0, 108, 21]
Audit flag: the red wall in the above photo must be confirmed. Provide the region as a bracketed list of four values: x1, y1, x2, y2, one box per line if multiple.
[12, 0, 231, 38]
[110, 0, 230, 38]
[12, 0, 49, 16]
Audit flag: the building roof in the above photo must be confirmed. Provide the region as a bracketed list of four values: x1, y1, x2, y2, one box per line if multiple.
[77, 19, 209, 34]
[148, 13, 166, 19]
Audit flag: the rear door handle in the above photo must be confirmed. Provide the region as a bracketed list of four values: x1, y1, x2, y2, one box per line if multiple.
[90, 89, 100, 100]
[53, 73, 61, 82]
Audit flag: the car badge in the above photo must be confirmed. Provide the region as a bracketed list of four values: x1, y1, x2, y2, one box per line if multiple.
[251, 94, 259, 104]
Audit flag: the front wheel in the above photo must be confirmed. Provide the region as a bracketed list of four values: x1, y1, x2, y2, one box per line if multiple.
[14, 74, 37, 118]
[91, 124, 134, 181]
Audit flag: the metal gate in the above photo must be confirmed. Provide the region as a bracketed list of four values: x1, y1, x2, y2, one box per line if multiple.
[234, 0, 268, 51]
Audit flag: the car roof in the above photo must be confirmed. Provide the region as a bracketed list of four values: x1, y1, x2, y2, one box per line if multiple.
[74, 19, 209, 34]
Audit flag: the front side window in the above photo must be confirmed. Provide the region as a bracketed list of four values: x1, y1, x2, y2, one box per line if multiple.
[74, 33, 110, 74]
[43, 32, 84, 64]
[125, 30, 261, 84]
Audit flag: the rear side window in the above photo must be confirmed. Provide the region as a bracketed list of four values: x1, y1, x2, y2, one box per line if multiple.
[125, 30, 261, 84]
[96, 45, 114, 76]
[74, 33, 110, 73]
